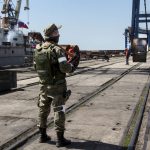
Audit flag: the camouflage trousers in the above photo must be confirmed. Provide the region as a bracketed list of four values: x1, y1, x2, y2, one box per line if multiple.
[37, 83, 67, 132]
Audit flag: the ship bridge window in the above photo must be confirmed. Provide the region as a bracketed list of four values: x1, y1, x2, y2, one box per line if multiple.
[13, 38, 18, 41]
[2, 42, 11, 45]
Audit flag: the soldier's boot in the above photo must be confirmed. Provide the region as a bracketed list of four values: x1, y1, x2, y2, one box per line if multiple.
[56, 131, 71, 147]
[39, 127, 51, 143]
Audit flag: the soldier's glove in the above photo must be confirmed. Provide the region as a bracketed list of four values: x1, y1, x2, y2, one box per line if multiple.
[67, 45, 80, 71]
[69, 63, 76, 73]
[69, 54, 80, 69]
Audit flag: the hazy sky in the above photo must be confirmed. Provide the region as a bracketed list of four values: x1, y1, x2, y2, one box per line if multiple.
[1, 0, 150, 50]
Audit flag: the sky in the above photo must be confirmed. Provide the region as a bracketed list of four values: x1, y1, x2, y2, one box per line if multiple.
[1, 0, 150, 50]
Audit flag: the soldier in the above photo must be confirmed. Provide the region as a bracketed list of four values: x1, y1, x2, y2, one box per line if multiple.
[34, 24, 76, 147]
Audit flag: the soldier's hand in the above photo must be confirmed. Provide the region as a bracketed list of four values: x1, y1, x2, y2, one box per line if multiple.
[69, 63, 75, 73]
[70, 54, 80, 68]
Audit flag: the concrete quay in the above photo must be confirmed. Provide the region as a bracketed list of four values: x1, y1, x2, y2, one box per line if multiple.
[0, 57, 150, 150]
[19, 60, 150, 150]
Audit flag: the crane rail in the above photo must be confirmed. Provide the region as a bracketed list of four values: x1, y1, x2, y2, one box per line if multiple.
[0, 60, 123, 95]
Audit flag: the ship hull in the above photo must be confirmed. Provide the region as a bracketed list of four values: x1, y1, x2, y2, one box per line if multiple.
[0, 46, 25, 66]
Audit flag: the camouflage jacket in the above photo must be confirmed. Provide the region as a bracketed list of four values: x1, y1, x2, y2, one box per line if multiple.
[34, 41, 73, 85]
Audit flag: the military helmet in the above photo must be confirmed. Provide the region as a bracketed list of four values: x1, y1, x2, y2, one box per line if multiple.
[43, 24, 62, 38]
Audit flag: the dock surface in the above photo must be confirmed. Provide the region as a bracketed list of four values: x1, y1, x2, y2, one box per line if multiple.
[0, 56, 150, 150]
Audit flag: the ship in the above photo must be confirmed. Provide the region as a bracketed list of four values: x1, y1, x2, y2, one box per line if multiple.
[0, 0, 30, 67]
[0, 0, 31, 92]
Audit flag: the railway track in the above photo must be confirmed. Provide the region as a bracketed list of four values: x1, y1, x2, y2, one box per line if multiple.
[16, 59, 103, 81]
[0, 59, 149, 150]
[16, 57, 125, 81]
[0, 58, 124, 95]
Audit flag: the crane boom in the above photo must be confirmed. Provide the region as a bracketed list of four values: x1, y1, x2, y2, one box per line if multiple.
[1, 0, 10, 14]
[15, 0, 22, 21]
[24, 0, 29, 10]
[1, 0, 30, 28]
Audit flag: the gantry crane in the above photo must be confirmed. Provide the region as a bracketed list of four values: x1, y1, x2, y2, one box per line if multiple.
[1, 0, 29, 28]
[125, 0, 150, 62]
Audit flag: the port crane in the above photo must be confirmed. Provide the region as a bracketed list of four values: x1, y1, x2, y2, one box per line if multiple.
[125, 0, 150, 62]
[1, 0, 29, 29]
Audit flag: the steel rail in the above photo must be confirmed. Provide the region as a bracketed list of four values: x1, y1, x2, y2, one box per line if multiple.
[143, 108, 150, 150]
[119, 67, 150, 150]
[0, 61, 121, 95]
[127, 72, 150, 150]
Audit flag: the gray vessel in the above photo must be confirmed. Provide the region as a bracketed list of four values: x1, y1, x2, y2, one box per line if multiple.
[0, 0, 30, 67]
[0, 0, 30, 92]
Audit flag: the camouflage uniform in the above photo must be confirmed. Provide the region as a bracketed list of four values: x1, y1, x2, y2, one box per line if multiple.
[34, 41, 72, 132]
